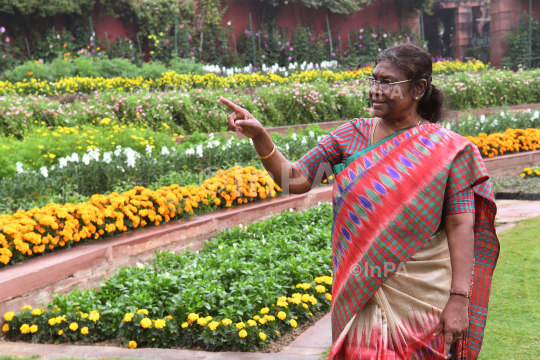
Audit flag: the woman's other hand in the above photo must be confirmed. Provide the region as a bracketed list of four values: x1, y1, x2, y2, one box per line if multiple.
[219, 96, 264, 139]
[433, 295, 469, 359]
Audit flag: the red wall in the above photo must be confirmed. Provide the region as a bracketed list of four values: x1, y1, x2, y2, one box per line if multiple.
[221, 0, 417, 49]
[521, 0, 540, 20]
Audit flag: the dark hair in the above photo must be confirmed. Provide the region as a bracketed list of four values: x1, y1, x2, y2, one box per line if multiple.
[374, 43, 445, 123]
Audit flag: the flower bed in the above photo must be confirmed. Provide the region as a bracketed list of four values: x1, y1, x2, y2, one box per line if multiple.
[1, 203, 333, 352]
[0, 60, 486, 96]
[520, 167, 540, 178]
[466, 128, 540, 158]
[0, 165, 281, 266]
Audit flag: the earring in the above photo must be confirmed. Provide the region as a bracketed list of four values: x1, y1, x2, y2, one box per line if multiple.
[415, 97, 418, 100]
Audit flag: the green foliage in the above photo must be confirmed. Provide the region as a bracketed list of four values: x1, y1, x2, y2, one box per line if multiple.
[4, 203, 333, 351]
[503, 11, 540, 70]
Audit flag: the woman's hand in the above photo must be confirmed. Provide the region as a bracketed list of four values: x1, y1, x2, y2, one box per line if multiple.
[219, 96, 264, 139]
[434, 295, 469, 358]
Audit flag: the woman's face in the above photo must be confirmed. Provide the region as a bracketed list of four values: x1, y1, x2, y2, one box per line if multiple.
[369, 60, 421, 120]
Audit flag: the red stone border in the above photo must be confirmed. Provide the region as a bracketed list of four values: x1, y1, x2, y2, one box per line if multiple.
[0, 187, 331, 317]
[483, 149, 540, 176]
[175, 103, 540, 143]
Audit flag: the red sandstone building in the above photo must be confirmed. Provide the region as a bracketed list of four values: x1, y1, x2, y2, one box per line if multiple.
[82, 0, 540, 68]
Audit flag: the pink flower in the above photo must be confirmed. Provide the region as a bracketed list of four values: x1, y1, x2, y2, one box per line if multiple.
[5, 36, 9, 43]
[165, 27, 169, 31]
[359, 35, 363, 40]
[288, 56, 292, 60]
[289, 47, 293, 51]
[0, 27, 4, 33]
[311, 37, 314, 41]
[359, 44, 363, 48]
[180, 24, 184, 29]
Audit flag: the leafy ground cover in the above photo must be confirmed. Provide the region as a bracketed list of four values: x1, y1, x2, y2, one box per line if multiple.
[2, 204, 333, 352]
[491, 176, 540, 193]
[479, 216, 540, 359]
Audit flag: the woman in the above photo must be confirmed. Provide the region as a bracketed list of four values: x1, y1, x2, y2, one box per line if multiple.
[219, 43, 499, 360]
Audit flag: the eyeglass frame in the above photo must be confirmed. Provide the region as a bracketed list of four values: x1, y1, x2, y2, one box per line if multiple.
[364, 76, 412, 93]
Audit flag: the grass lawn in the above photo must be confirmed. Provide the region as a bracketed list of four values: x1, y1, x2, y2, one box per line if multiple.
[479, 215, 540, 359]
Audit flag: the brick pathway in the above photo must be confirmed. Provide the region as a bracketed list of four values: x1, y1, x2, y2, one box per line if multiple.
[1, 200, 538, 360]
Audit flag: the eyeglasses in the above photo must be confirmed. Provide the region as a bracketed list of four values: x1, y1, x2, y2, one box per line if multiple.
[363, 77, 411, 93]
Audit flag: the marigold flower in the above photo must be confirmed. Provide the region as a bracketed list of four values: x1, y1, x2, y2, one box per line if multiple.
[277, 311, 287, 320]
[181, 322, 189, 328]
[239, 329, 247, 338]
[81, 327, 89, 335]
[4, 312, 15, 322]
[259, 332, 267, 340]
[236, 322, 245, 329]
[2, 324, 9, 332]
[221, 319, 232, 326]
[20, 324, 30, 334]
[129, 340, 137, 349]
[140, 318, 152, 328]
[58, 330, 63, 335]
[69, 322, 78, 331]
[290, 319, 297, 328]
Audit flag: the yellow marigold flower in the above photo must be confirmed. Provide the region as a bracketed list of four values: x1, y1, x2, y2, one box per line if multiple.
[81, 327, 89, 335]
[259, 317, 267, 325]
[315, 285, 326, 293]
[309, 312, 313, 316]
[81, 313, 89, 319]
[222, 319, 232, 326]
[137, 309, 149, 315]
[4, 312, 15, 321]
[236, 322, 245, 329]
[208, 321, 220, 331]
[123, 313, 134, 322]
[29, 325, 38, 333]
[187, 313, 199, 322]
[58, 330, 63, 335]
[88, 311, 100, 322]
[301, 294, 311, 302]
[205, 316, 212, 322]
[277, 311, 287, 320]
[140, 318, 152, 328]
[129, 340, 137, 349]
[247, 319, 257, 327]
[253, 315, 260, 321]
[155, 319, 166, 329]
[21, 305, 32, 311]
[20, 324, 30, 334]
[326, 293, 332, 301]
[69, 322, 78, 331]
[197, 318, 207, 326]
[521, 173, 526, 178]
[290, 319, 297, 328]
[239, 329, 247, 338]
[181, 322, 189, 328]
[31, 309, 42, 316]
[259, 332, 267, 341]
[302, 303, 309, 309]
[260, 307, 269, 314]
[2, 324, 9, 332]
[276, 330, 280, 336]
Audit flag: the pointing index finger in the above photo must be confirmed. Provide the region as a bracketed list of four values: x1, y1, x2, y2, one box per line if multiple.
[219, 96, 242, 113]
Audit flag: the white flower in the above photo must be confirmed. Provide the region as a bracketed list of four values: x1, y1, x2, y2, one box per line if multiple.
[146, 144, 152, 156]
[533, 111, 539, 120]
[219, 246, 223, 250]
[136, 262, 144, 269]
[480, 114, 485, 123]
[82, 154, 90, 165]
[59, 158, 68, 168]
[69, 153, 79, 162]
[238, 223, 243, 228]
[208, 133, 215, 140]
[383, 33, 387, 38]
[161, 146, 170, 155]
[165, 272, 170, 278]
[196, 145, 203, 158]
[301, 137, 307, 145]
[103, 152, 112, 164]
[309, 131, 315, 138]
[16, 162, 24, 174]
[114, 146, 122, 156]
[233, 243, 237, 248]
[40, 167, 48, 178]
[289, 208, 294, 212]
[185, 148, 195, 155]
[292, 133, 297, 140]
[500, 111, 505, 117]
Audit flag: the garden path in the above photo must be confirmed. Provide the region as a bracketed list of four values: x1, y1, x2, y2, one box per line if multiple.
[0, 200, 538, 360]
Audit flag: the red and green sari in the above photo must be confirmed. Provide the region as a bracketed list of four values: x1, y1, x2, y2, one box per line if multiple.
[328, 123, 499, 359]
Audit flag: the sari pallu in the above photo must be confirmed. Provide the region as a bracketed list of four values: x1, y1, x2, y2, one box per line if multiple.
[328, 123, 499, 360]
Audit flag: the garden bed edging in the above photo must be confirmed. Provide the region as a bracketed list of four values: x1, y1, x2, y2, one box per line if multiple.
[0, 186, 331, 320]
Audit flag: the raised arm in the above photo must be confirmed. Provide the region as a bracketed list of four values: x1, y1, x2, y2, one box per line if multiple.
[219, 97, 312, 194]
